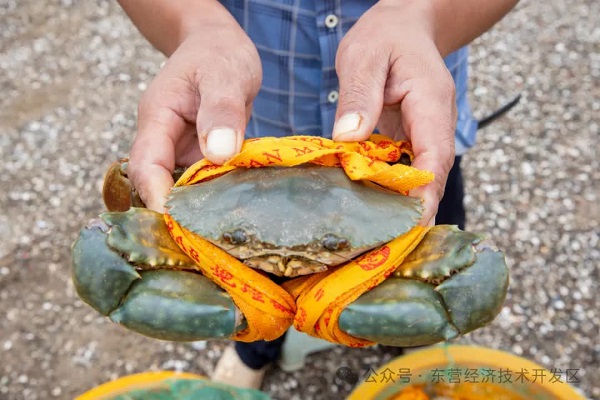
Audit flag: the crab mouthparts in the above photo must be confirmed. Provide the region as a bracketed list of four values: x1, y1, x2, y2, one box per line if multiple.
[244, 255, 328, 277]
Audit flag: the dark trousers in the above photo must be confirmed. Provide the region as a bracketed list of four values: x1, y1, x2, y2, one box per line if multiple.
[236, 156, 466, 369]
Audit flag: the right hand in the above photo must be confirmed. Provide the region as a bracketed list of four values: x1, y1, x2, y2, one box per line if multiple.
[128, 23, 262, 212]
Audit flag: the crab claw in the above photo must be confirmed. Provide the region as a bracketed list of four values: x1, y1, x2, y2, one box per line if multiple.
[102, 161, 187, 212]
[102, 161, 146, 212]
[72, 209, 507, 345]
[72, 208, 245, 341]
[338, 225, 509, 347]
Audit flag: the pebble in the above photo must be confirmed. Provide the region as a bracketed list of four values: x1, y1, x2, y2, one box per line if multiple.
[1, 1, 598, 399]
[191, 341, 207, 351]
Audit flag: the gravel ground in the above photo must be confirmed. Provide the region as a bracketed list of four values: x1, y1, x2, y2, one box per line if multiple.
[1, 1, 598, 399]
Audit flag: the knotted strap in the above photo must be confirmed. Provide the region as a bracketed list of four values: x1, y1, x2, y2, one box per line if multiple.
[283, 226, 428, 347]
[164, 135, 433, 345]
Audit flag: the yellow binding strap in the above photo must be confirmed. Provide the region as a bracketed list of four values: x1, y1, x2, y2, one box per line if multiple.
[164, 135, 434, 345]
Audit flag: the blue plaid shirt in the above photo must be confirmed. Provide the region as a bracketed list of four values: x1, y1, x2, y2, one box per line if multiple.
[220, 0, 478, 155]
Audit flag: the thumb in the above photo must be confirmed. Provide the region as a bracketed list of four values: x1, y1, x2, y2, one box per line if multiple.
[332, 47, 388, 141]
[196, 96, 246, 165]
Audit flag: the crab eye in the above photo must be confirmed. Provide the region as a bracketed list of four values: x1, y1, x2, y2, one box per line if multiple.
[321, 234, 348, 251]
[223, 229, 247, 245]
[398, 153, 411, 166]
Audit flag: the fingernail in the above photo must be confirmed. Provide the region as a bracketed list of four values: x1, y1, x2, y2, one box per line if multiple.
[333, 113, 362, 140]
[206, 128, 237, 159]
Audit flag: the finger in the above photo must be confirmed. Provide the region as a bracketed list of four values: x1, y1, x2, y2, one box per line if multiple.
[407, 112, 456, 226]
[377, 91, 454, 225]
[196, 93, 247, 165]
[129, 159, 174, 213]
[173, 124, 204, 167]
[129, 103, 185, 213]
[333, 43, 389, 141]
[381, 55, 457, 226]
[376, 105, 408, 142]
[409, 167, 449, 227]
[196, 60, 262, 164]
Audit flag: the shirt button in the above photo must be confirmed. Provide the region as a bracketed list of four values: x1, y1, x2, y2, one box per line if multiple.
[324, 14, 339, 29]
[327, 90, 339, 103]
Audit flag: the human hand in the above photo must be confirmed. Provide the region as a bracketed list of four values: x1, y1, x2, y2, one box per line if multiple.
[332, 0, 457, 226]
[127, 20, 262, 212]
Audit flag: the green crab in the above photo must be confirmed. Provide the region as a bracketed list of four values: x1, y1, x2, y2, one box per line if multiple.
[72, 161, 509, 347]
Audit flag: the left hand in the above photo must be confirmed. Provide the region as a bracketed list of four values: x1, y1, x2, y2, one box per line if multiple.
[332, 0, 457, 226]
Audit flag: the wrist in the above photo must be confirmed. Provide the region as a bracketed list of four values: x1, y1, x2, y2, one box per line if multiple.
[379, 0, 472, 56]
[177, 1, 242, 46]
[423, 0, 461, 56]
[374, 0, 440, 51]
[378, 0, 519, 56]
[118, 0, 244, 56]
[377, 0, 518, 56]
